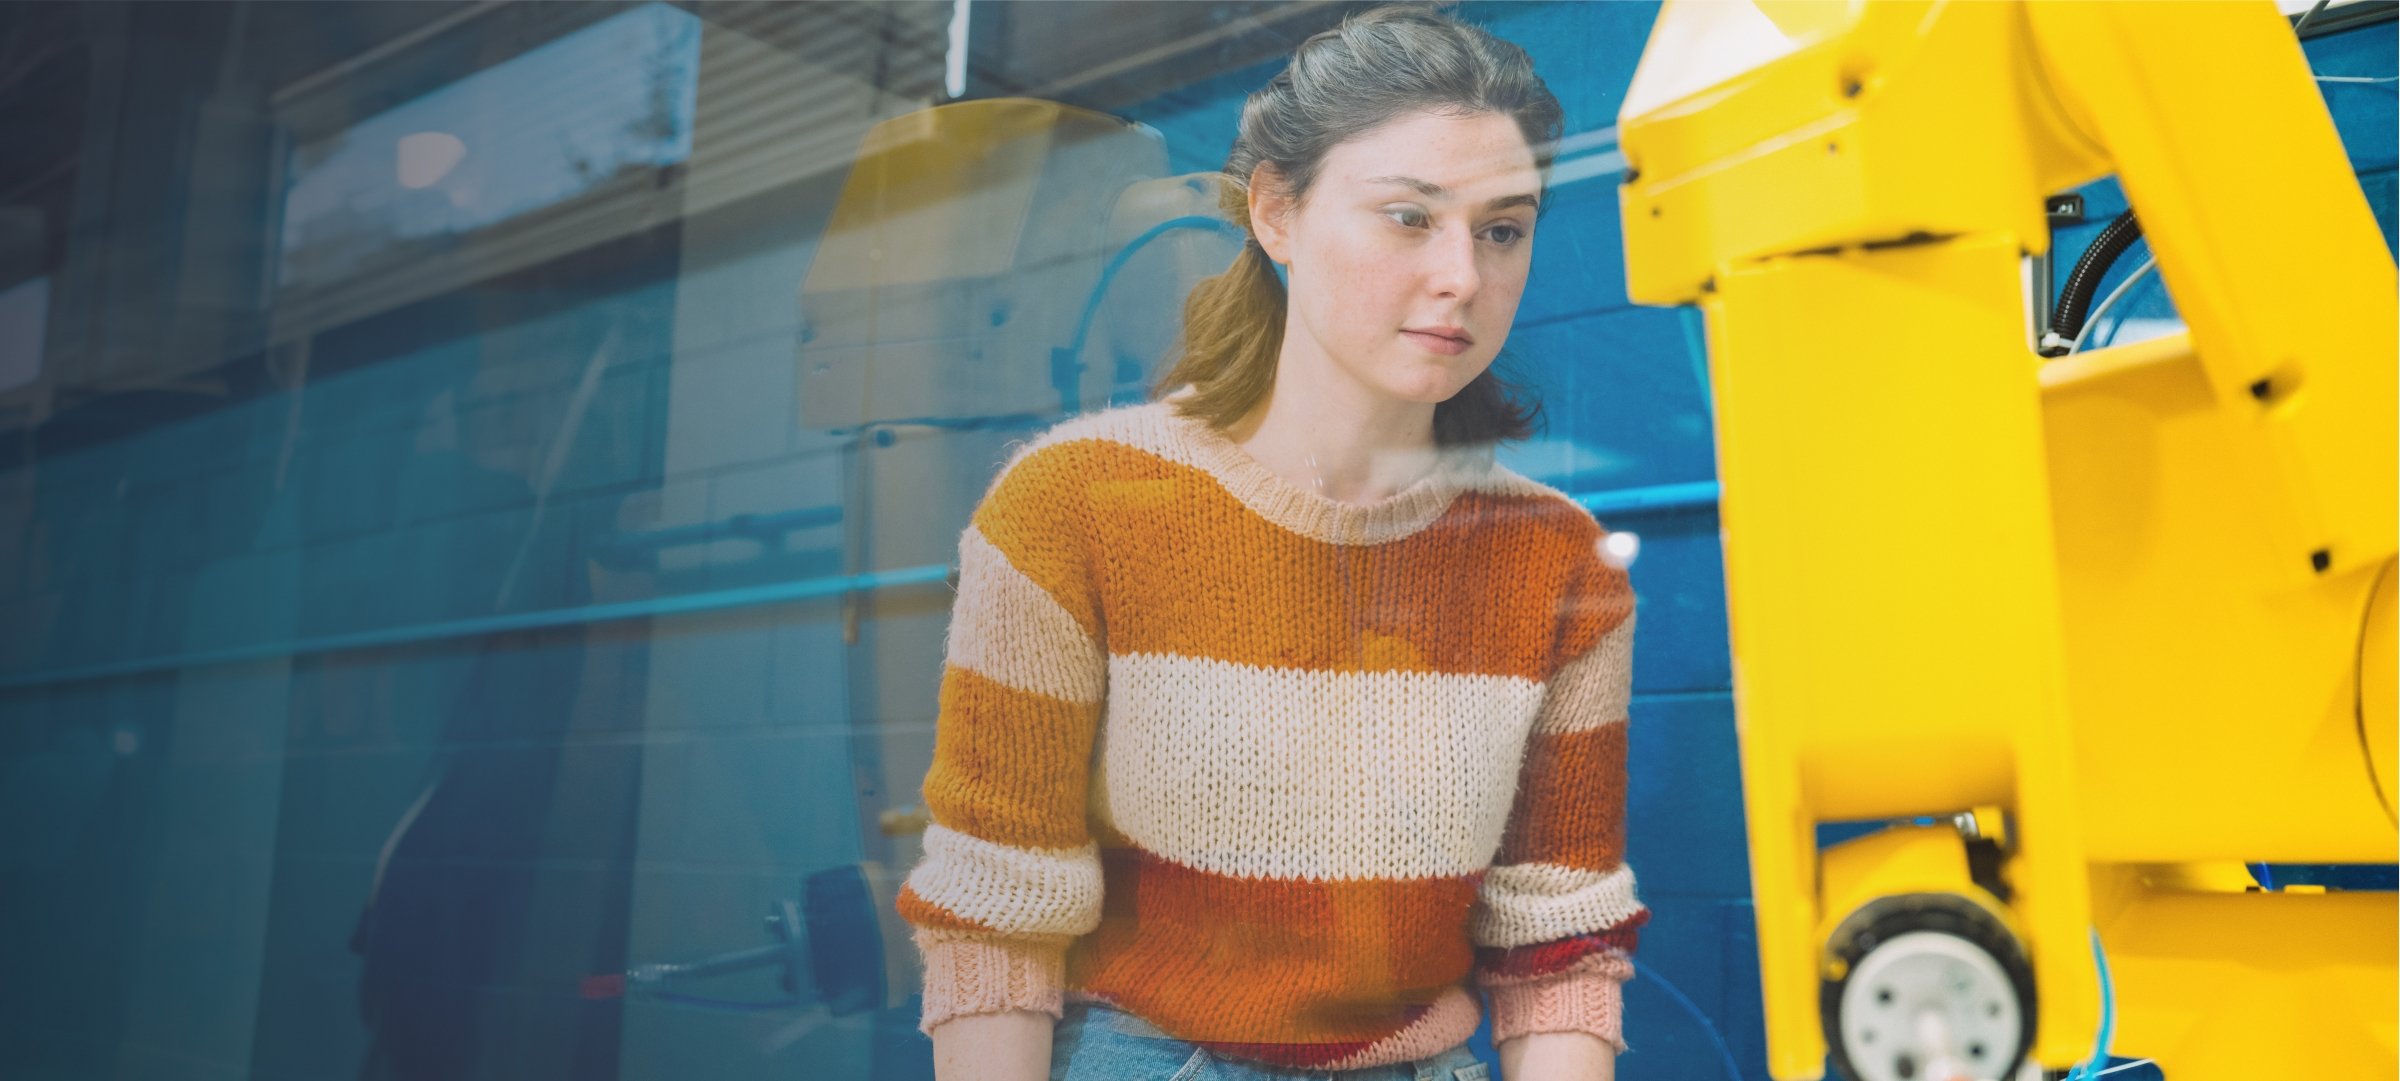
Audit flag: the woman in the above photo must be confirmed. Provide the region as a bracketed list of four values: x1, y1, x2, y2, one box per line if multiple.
[897, 8, 1645, 1080]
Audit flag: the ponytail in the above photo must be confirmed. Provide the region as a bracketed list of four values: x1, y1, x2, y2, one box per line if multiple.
[1153, 231, 1286, 431]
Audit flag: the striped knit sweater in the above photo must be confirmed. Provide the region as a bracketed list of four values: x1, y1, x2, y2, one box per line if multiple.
[896, 393, 1646, 1069]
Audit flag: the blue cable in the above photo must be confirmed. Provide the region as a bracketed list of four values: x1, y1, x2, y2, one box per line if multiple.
[1052, 214, 1245, 413]
[2061, 928, 2116, 1081]
[1629, 956, 1747, 1081]
[1063, 214, 1245, 360]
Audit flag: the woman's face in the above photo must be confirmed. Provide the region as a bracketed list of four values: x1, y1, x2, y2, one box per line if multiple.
[1250, 109, 1541, 409]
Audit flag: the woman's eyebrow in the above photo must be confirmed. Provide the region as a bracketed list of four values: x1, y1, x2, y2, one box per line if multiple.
[1363, 175, 1539, 212]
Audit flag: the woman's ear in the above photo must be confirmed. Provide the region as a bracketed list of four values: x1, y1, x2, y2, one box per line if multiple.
[1247, 162, 1296, 266]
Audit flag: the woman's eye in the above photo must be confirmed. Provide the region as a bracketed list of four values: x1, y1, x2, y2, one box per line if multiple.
[1385, 208, 1525, 246]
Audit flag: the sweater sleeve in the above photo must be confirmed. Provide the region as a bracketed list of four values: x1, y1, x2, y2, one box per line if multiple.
[895, 442, 1109, 1035]
[1469, 528, 1648, 1053]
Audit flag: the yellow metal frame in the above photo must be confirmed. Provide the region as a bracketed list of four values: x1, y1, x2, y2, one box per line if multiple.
[1618, 2, 2398, 1078]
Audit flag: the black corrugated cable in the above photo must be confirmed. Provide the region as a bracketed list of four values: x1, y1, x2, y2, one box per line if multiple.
[2051, 209, 2143, 342]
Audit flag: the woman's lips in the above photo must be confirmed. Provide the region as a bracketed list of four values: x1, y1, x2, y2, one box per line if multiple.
[1403, 330, 1469, 356]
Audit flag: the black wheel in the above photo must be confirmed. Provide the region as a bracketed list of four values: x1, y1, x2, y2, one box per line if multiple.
[1820, 893, 2037, 1081]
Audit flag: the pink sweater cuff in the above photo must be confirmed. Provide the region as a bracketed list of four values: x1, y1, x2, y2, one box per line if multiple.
[1483, 954, 1632, 1054]
[912, 931, 1067, 1036]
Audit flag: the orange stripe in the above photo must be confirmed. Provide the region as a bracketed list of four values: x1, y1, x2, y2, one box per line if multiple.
[923, 663, 1101, 850]
[1066, 848, 1481, 1045]
[972, 440, 1110, 640]
[1053, 442, 1599, 680]
[1556, 538, 1635, 669]
[1495, 723, 1628, 870]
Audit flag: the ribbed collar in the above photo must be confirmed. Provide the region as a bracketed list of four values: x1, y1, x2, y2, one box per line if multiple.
[1153, 392, 1495, 547]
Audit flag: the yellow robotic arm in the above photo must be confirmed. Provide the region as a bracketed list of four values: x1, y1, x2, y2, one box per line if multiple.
[1617, 2, 2397, 1079]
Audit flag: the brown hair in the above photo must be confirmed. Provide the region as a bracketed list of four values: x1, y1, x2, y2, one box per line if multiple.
[1152, 5, 1562, 448]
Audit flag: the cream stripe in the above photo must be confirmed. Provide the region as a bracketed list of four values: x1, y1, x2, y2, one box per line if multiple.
[904, 823, 1103, 937]
[945, 524, 1105, 703]
[1470, 862, 1643, 948]
[1534, 611, 1635, 735]
[1094, 652, 1546, 881]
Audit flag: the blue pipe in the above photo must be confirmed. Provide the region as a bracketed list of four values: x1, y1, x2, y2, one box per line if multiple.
[0, 563, 954, 692]
[594, 504, 844, 563]
[0, 480, 1719, 692]
[1576, 480, 1720, 517]
[1053, 214, 1245, 414]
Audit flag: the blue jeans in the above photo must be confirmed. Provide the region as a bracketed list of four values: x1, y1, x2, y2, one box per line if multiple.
[1051, 1002, 1491, 1081]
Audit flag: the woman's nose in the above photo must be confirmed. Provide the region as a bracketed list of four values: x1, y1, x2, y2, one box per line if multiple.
[1427, 226, 1481, 300]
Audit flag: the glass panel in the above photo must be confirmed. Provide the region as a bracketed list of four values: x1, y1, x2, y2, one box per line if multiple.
[6, 1, 1722, 1077]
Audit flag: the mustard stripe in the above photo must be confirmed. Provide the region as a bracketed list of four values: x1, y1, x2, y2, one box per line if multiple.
[989, 397, 1583, 545]
[1070, 847, 1484, 1046]
[922, 663, 1102, 849]
[1556, 534, 1636, 664]
[1496, 723, 1629, 870]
